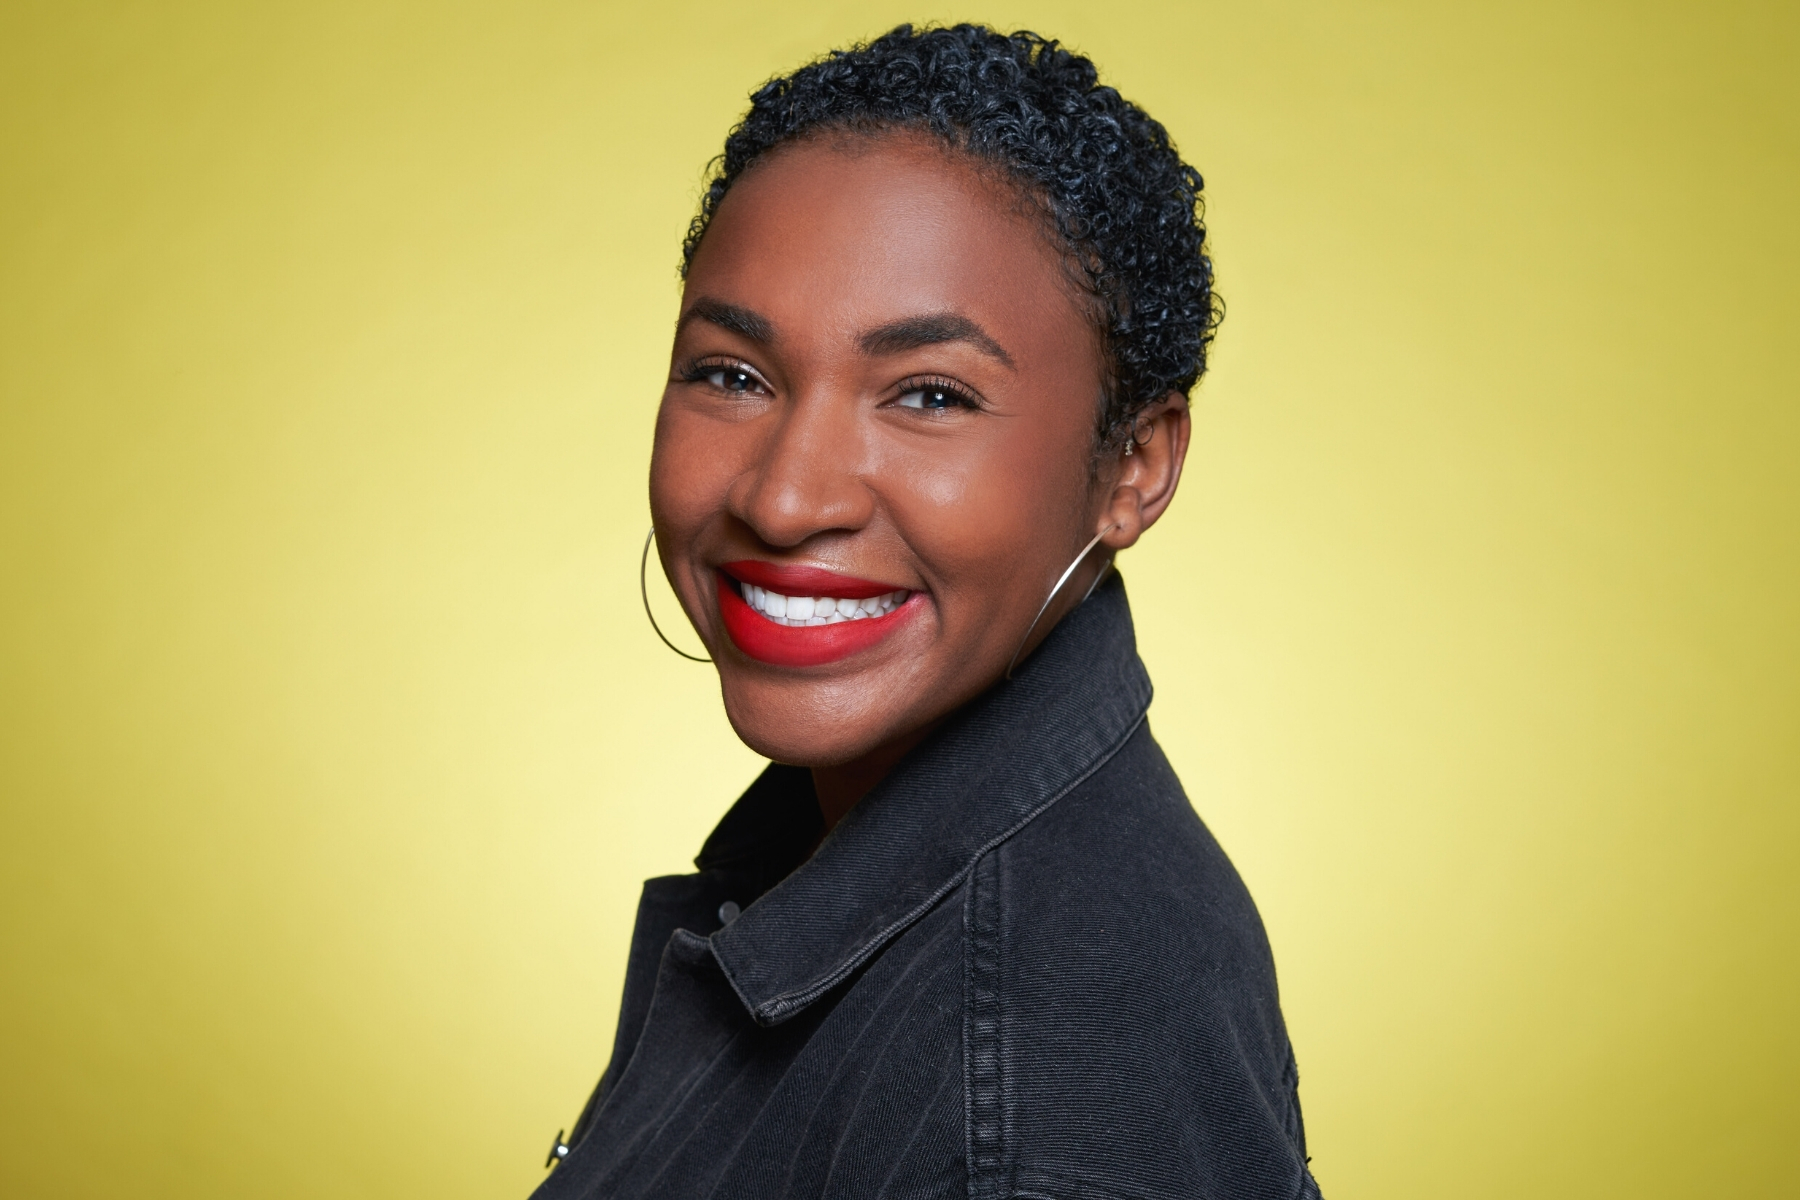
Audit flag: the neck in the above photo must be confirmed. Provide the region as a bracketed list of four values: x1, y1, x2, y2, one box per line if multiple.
[808, 562, 1115, 834]
[810, 721, 940, 833]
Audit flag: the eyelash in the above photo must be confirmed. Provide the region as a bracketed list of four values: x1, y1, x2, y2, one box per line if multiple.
[681, 357, 769, 396]
[891, 375, 982, 412]
[679, 359, 983, 412]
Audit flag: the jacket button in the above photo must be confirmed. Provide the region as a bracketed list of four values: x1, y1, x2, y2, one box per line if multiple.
[718, 900, 741, 924]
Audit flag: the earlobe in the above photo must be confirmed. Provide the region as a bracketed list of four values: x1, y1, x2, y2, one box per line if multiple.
[1103, 392, 1191, 549]
[1099, 474, 1149, 551]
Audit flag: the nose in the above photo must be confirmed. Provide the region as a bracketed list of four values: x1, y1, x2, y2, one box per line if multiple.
[726, 387, 874, 548]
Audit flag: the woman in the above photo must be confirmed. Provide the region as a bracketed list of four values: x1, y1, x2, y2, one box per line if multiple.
[536, 25, 1320, 1200]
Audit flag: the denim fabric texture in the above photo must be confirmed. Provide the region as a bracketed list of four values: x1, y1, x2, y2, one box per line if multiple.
[533, 575, 1320, 1200]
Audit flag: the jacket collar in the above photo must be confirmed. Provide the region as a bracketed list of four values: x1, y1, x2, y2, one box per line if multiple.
[701, 573, 1152, 1026]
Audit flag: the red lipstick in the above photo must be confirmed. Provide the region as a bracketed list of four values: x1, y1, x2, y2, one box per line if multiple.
[722, 560, 899, 600]
[716, 565, 920, 667]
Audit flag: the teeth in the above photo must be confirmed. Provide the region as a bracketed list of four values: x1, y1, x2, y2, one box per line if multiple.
[740, 582, 907, 627]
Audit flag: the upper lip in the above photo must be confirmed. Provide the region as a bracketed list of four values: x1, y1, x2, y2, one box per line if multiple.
[721, 560, 909, 600]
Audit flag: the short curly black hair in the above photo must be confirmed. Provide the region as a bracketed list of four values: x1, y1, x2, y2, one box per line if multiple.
[681, 23, 1220, 447]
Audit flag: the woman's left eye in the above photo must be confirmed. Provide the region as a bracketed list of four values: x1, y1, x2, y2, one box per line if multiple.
[705, 368, 760, 393]
[895, 386, 974, 410]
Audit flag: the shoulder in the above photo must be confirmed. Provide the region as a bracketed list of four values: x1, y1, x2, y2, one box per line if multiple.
[1002, 720, 1272, 974]
[975, 722, 1318, 1200]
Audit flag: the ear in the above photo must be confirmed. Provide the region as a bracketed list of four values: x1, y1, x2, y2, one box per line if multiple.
[1098, 391, 1191, 551]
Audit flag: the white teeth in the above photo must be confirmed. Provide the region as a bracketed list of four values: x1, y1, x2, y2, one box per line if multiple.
[739, 582, 908, 627]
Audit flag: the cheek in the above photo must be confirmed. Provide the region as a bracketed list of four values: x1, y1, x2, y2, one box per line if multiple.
[650, 399, 736, 531]
[881, 420, 1085, 598]
[648, 399, 751, 622]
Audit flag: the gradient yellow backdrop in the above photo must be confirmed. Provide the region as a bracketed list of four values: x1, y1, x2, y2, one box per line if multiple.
[2, 2, 1795, 1197]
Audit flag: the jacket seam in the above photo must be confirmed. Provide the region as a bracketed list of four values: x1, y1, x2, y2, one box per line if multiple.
[965, 850, 1004, 1199]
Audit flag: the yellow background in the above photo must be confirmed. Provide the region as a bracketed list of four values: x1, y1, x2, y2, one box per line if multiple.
[2, 2, 1795, 1197]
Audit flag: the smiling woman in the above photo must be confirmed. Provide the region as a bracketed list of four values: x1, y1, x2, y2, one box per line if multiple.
[535, 25, 1318, 1200]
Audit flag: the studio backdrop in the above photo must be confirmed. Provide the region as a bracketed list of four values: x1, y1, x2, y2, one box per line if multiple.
[1, 2, 1794, 1198]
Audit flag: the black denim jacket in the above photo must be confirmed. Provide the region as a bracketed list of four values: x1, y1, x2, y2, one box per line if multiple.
[533, 576, 1320, 1200]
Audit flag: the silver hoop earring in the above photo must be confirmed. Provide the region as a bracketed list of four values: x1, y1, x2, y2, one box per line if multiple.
[1005, 524, 1118, 680]
[640, 527, 711, 663]
[1123, 419, 1152, 456]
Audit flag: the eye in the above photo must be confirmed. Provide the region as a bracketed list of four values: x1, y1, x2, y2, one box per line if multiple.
[683, 358, 768, 396]
[705, 367, 760, 393]
[894, 381, 979, 410]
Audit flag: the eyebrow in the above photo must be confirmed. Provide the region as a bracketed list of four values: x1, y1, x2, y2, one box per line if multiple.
[859, 313, 1016, 370]
[679, 297, 775, 344]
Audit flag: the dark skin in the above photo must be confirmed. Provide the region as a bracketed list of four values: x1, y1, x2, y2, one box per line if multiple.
[650, 133, 1191, 830]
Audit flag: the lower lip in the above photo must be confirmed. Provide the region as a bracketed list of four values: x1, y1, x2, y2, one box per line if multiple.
[716, 573, 921, 667]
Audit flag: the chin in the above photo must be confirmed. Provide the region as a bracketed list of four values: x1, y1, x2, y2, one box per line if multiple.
[706, 583, 958, 768]
[715, 674, 909, 769]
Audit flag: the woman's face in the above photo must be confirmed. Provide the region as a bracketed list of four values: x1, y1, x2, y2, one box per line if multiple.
[650, 134, 1187, 774]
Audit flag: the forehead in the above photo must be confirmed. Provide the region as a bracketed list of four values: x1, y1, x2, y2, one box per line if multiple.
[684, 134, 1092, 355]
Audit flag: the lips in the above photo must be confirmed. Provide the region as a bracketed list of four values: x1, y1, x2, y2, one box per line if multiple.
[716, 562, 920, 667]
[722, 560, 898, 600]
